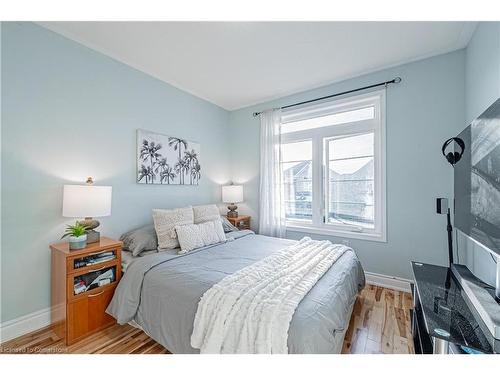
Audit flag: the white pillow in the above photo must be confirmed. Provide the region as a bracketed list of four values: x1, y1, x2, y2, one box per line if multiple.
[175, 220, 226, 254]
[152, 206, 194, 250]
[193, 204, 221, 224]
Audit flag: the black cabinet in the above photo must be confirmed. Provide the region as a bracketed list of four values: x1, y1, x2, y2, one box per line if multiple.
[410, 261, 497, 354]
[411, 283, 433, 353]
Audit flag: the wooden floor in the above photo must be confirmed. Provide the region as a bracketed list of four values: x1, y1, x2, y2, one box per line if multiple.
[0, 323, 169, 354]
[0, 285, 413, 354]
[342, 285, 414, 354]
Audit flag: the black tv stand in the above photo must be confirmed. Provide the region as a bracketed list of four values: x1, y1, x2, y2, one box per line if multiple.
[411, 261, 499, 354]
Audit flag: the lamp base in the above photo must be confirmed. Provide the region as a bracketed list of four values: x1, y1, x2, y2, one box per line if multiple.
[227, 204, 238, 218]
[86, 230, 100, 244]
[78, 218, 100, 244]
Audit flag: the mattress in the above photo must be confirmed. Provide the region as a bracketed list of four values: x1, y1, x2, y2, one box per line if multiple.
[108, 230, 365, 353]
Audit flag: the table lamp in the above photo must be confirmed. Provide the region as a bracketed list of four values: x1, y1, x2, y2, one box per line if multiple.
[222, 185, 243, 218]
[62, 177, 112, 243]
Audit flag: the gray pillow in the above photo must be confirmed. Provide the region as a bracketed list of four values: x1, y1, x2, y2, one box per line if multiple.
[220, 216, 239, 233]
[119, 224, 158, 256]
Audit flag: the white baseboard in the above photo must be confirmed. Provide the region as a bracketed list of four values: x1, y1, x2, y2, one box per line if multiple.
[0, 307, 51, 343]
[365, 271, 412, 293]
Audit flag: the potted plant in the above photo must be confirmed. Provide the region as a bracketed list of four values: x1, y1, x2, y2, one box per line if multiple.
[62, 222, 89, 250]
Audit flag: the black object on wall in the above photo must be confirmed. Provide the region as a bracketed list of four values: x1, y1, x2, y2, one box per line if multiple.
[450, 98, 500, 341]
[252, 77, 402, 117]
[454, 98, 500, 258]
[437, 137, 464, 268]
[441, 137, 465, 166]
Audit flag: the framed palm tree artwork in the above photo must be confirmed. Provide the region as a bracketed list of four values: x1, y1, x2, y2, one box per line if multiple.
[136, 129, 201, 185]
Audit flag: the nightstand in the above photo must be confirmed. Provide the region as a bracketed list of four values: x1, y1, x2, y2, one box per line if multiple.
[227, 215, 251, 230]
[50, 237, 122, 345]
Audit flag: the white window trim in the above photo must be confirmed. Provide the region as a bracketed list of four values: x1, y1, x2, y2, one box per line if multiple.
[281, 89, 387, 242]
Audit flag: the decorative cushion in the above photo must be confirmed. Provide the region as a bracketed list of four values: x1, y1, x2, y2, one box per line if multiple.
[193, 204, 221, 224]
[220, 216, 239, 233]
[175, 220, 226, 254]
[119, 224, 158, 256]
[152, 206, 194, 250]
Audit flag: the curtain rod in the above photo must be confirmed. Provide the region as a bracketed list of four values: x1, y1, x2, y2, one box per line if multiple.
[252, 77, 401, 117]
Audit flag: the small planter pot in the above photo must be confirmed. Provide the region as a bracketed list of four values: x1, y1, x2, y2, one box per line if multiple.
[69, 234, 87, 250]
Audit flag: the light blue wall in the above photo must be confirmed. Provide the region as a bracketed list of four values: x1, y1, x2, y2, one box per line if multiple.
[458, 22, 500, 286]
[1, 22, 231, 322]
[230, 50, 466, 280]
[465, 22, 500, 124]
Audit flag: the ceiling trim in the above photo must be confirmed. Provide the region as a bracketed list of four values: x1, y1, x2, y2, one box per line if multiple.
[456, 22, 478, 48]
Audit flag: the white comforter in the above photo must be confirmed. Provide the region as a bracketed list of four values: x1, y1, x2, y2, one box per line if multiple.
[190, 237, 349, 353]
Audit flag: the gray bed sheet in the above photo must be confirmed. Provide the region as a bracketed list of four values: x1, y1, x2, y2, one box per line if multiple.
[121, 248, 177, 272]
[107, 231, 365, 354]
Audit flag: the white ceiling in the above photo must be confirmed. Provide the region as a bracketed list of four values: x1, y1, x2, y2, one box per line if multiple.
[38, 22, 476, 111]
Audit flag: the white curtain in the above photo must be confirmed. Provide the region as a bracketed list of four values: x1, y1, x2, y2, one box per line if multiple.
[258, 109, 285, 238]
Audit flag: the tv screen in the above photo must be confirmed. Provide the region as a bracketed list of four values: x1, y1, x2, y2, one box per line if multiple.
[455, 98, 500, 256]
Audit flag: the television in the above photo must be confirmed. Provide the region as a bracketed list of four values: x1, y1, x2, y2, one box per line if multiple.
[452, 98, 500, 341]
[455, 98, 500, 257]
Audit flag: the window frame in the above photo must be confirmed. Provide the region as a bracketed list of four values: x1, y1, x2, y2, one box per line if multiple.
[280, 89, 387, 242]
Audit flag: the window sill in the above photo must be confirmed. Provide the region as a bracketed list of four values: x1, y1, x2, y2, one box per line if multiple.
[285, 223, 387, 243]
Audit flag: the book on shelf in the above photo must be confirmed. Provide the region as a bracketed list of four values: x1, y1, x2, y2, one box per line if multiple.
[85, 269, 114, 291]
[74, 280, 86, 295]
[73, 268, 116, 294]
[74, 251, 116, 268]
[86, 255, 115, 265]
[95, 251, 114, 258]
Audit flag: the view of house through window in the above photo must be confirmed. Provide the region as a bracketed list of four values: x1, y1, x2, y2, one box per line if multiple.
[325, 132, 374, 228]
[280, 90, 385, 240]
[281, 140, 312, 221]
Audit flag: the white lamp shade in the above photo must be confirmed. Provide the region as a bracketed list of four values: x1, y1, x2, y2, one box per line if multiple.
[222, 185, 243, 203]
[62, 185, 112, 218]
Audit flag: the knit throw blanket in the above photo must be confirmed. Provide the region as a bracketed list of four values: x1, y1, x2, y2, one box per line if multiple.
[190, 237, 349, 353]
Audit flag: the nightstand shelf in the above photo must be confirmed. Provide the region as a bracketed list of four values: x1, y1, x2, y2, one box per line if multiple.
[227, 215, 251, 230]
[50, 237, 122, 345]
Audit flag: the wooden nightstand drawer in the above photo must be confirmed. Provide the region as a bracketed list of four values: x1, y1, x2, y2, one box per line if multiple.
[67, 286, 116, 344]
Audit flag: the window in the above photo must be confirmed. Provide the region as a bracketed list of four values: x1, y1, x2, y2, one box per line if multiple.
[280, 90, 386, 241]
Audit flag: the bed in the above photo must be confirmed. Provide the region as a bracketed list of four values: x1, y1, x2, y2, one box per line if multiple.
[107, 230, 365, 354]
